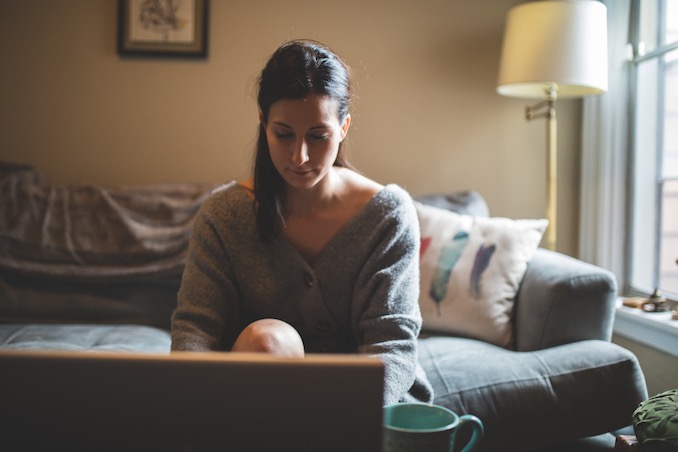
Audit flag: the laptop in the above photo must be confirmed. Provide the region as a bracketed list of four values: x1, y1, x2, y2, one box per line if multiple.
[0, 350, 385, 452]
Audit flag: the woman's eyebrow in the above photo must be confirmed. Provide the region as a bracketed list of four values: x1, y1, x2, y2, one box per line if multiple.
[271, 121, 332, 130]
[271, 121, 292, 129]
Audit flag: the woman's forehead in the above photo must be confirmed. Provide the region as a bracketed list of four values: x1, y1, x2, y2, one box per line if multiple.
[267, 94, 341, 127]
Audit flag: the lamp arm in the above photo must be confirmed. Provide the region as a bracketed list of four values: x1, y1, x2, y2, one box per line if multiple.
[525, 100, 553, 120]
[524, 97, 558, 251]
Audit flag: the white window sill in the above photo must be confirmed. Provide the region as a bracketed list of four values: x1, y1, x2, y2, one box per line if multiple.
[614, 298, 678, 357]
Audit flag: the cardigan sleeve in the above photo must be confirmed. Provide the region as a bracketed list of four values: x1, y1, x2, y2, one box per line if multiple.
[352, 189, 431, 405]
[170, 193, 241, 351]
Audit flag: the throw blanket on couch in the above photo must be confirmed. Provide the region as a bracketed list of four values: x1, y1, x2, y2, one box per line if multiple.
[0, 162, 217, 327]
[0, 161, 216, 280]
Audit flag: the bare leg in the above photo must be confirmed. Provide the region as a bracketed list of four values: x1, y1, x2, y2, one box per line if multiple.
[232, 319, 305, 358]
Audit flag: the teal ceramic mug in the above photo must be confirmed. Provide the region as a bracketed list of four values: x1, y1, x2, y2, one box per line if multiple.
[383, 403, 483, 452]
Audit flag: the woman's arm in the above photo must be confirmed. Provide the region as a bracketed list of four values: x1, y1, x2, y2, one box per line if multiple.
[171, 199, 240, 351]
[352, 191, 431, 405]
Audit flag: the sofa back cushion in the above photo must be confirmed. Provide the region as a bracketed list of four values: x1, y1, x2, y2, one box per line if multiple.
[414, 191, 490, 217]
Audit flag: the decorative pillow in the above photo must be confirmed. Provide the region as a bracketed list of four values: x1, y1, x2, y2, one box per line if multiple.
[633, 389, 678, 452]
[415, 202, 547, 348]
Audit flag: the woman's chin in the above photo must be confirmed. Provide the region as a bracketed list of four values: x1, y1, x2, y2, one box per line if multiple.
[283, 170, 320, 189]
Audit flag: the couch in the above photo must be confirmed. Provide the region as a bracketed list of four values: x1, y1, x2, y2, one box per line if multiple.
[0, 162, 648, 451]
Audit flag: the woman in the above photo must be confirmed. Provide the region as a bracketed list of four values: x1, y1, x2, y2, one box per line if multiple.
[171, 40, 433, 405]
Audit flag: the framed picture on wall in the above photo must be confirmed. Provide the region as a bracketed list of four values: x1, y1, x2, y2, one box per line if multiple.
[117, 0, 208, 58]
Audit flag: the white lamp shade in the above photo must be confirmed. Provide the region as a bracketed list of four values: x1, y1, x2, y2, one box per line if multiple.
[497, 0, 608, 99]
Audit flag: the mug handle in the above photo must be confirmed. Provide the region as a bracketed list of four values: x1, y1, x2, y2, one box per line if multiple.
[454, 414, 484, 452]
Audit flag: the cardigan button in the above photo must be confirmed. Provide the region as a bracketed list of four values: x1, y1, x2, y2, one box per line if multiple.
[303, 272, 314, 288]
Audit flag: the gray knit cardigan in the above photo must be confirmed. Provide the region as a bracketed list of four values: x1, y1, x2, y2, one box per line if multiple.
[171, 183, 433, 405]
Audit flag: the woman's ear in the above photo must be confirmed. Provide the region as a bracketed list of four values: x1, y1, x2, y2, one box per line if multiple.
[259, 111, 265, 125]
[340, 114, 351, 141]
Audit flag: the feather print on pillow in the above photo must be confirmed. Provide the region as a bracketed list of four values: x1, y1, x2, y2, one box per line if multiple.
[470, 244, 496, 298]
[429, 230, 469, 314]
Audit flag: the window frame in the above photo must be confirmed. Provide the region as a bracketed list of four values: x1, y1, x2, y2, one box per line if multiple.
[626, 0, 678, 300]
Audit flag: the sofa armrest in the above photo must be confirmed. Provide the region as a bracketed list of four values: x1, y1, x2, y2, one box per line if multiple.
[514, 248, 617, 351]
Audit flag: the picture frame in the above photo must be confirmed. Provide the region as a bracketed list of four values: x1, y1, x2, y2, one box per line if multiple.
[117, 0, 208, 58]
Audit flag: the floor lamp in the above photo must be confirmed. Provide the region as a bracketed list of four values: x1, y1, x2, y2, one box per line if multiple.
[497, 0, 608, 251]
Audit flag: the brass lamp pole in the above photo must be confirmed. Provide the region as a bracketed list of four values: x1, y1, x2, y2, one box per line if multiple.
[525, 85, 558, 251]
[496, 0, 608, 251]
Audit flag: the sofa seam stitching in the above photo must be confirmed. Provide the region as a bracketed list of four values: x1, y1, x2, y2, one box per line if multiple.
[3, 324, 30, 345]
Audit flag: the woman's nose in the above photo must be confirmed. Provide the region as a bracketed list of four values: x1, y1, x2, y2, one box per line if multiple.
[291, 140, 309, 166]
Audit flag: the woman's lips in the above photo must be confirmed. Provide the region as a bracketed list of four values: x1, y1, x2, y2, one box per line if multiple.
[290, 168, 313, 176]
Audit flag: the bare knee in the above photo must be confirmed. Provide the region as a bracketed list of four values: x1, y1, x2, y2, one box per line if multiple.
[232, 319, 305, 358]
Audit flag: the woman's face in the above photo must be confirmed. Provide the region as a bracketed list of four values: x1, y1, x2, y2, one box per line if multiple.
[264, 94, 350, 192]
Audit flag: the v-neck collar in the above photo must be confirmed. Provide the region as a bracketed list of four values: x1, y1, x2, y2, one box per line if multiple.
[278, 185, 393, 269]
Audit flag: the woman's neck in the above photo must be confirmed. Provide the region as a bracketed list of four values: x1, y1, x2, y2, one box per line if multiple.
[284, 167, 345, 217]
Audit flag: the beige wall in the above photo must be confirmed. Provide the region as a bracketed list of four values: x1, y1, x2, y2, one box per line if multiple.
[613, 335, 678, 398]
[0, 0, 582, 256]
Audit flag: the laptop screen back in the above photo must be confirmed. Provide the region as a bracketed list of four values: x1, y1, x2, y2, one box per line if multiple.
[0, 350, 385, 451]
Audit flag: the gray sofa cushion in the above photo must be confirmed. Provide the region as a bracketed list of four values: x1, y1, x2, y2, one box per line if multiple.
[0, 324, 171, 353]
[418, 337, 647, 451]
[414, 190, 490, 217]
[0, 273, 179, 330]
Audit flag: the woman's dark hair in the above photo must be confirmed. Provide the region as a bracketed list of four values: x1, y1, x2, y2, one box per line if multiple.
[253, 40, 354, 242]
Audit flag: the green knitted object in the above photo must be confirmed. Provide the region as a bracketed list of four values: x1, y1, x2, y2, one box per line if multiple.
[633, 389, 678, 452]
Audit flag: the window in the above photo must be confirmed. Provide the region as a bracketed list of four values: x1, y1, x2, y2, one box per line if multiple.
[629, 0, 678, 299]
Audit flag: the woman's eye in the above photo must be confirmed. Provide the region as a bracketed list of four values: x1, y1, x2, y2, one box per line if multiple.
[310, 135, 329, 141]
[274, 131, 293, 139]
